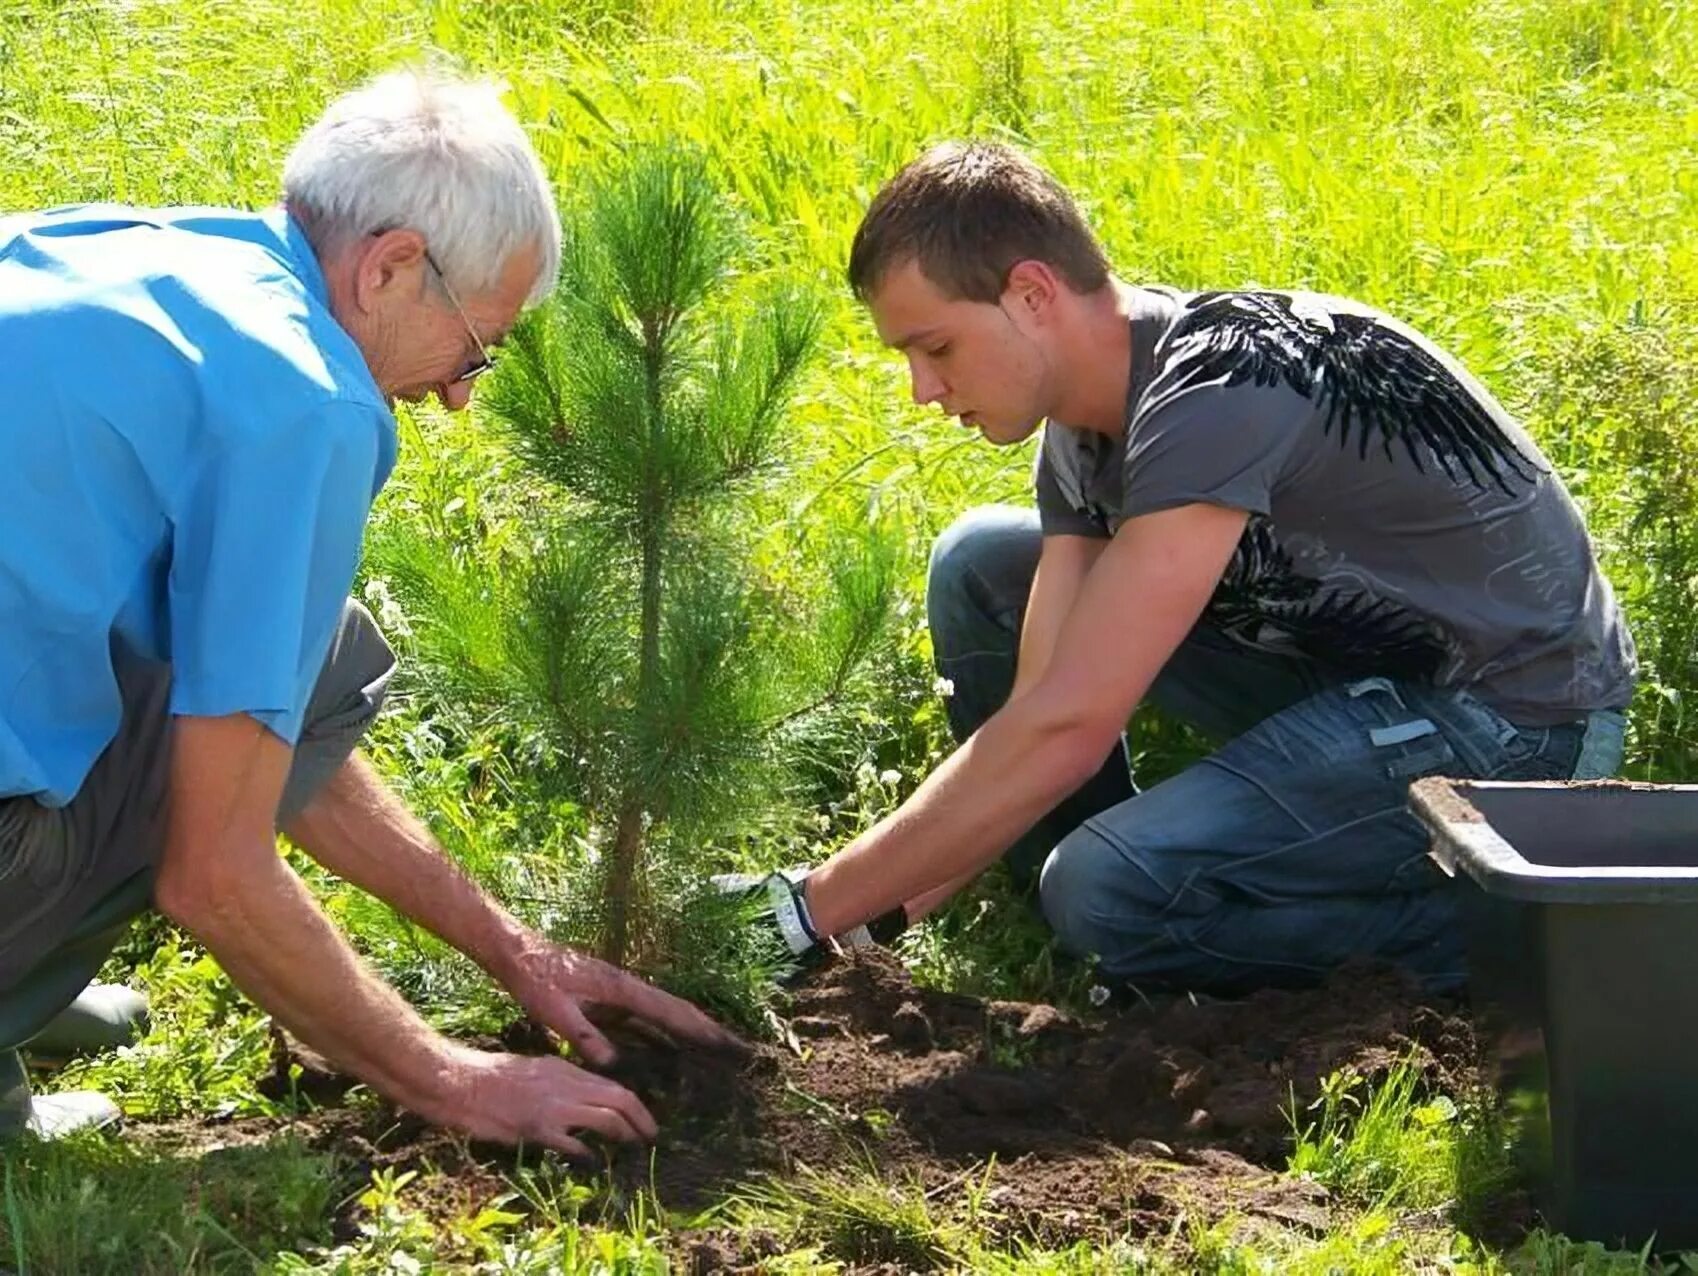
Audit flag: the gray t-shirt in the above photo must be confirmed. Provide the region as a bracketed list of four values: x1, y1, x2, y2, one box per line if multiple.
[1034, 287, 1636, 726]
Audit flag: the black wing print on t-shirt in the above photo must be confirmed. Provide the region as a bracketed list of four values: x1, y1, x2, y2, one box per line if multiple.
[1209, 516, 1451, 681]
[1168, 291, 1541, 495]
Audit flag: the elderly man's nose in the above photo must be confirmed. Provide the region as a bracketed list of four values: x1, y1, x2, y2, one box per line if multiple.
[438, 380, 475, 413]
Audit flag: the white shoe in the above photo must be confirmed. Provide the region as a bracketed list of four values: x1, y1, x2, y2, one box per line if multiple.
[1, 1049, 121, 1140]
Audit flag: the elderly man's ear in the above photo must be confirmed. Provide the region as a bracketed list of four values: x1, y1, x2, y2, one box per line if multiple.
[350, 229, 429, 312]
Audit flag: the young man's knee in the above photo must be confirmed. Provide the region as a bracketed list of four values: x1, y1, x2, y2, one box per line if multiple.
[925, 506, 1034, 631]
[1037, 827, 1140, 960]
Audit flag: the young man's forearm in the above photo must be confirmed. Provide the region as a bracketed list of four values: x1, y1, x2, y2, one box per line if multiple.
[895, 536, 1106, 925]
[822, 507, 1244, 938]
[806, 696, 1114, 936]
[283, 753, 533, 984]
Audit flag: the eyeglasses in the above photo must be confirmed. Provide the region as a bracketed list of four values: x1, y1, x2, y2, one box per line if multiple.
[424, 249, 497, 386]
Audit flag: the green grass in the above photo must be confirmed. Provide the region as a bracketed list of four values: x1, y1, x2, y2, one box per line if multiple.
[51, 940, 282, 1121]
[730, 1163, 968, 1270]
[1287, 1055, 1463, 1210]
[0, 1132, 337, 1274]
[3, 0, 1697, 1268]
[12, 1043, 1698, 1271]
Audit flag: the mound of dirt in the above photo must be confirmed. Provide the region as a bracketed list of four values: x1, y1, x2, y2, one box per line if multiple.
[137, 950, 1476, 1267]
[599, 951, 1474, 1253]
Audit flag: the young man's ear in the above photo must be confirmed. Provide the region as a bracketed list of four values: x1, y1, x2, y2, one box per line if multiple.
[1002, 259, 1061, 322]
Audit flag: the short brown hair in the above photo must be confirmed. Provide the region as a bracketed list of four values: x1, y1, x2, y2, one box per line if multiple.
[847, 142, 1112, 304]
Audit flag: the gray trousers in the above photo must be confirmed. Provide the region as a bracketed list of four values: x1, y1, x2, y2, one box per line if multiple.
[0, 600, 395, 1051]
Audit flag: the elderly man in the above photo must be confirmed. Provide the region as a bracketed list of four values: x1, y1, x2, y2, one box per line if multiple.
[751, 142, 1634, 994]
[0, 70, 738, 1144]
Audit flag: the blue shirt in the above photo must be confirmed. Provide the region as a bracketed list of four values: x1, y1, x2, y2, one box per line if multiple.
[0, 205, 397, 806]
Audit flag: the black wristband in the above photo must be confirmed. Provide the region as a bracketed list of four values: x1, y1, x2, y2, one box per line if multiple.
[791, 877, 822, 944]
[867, 906, 908, 945]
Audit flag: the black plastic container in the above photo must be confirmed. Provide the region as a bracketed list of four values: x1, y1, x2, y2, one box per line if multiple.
[1411, 778, 1698, 1250]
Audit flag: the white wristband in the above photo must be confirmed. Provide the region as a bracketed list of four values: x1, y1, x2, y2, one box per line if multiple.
[765, 873, 817, 955]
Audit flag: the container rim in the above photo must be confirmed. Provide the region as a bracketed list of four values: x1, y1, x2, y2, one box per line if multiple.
[1410, 778, 1698, 904]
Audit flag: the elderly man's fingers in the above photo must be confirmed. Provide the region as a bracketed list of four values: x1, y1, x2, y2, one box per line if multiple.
[553, 998, 619, 1068]
[566, 1069, 660, 1141]
[528, 1131, 593, 1160]
[617, 973, 748, 1053]
[581, 1001, 631, 1026]
[585, 1002, 676, 1049]
[557, 1099, 653, 1145]
[524, 1062, 658, 1144]
[444, 1049, 661, 1153]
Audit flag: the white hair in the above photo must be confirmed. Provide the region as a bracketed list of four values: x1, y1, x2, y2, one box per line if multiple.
[283, 69, 561, 305]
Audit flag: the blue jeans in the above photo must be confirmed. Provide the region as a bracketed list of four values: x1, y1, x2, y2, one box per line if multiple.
[927, 506, 1627, 993]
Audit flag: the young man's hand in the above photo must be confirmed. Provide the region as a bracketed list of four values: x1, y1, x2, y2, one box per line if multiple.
[712, 868, 908, 971]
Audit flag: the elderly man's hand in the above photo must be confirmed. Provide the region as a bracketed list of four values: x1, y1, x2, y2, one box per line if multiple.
[426, 1043, 661, 1156]
[499, 936, 746, 1067]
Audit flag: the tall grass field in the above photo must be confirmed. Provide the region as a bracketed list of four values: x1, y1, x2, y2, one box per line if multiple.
[2, 0, 1696, 1270]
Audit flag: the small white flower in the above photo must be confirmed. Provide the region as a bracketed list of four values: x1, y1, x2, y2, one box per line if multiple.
[932, 676, 955, 698]
[362, 577, 412, 637]
[815, 812, 832, 832]
[878, 768, 902, 787]
[1088, 984, 1112, 1008]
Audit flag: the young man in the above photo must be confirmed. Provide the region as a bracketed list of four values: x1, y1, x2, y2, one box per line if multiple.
[757, 141, 1634, 994]
[0, 70, 737, 1142]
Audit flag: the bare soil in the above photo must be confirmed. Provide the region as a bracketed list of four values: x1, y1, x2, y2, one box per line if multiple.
[132, 951, 1478, 1270]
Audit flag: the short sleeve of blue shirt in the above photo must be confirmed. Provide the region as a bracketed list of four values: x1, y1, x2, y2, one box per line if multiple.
[0, 204, 396, 805]
[167, 401, 383, 743]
